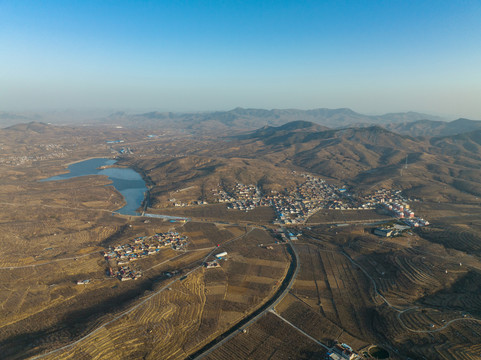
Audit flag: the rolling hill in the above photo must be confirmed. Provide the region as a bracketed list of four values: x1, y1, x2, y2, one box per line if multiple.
[384, 118, 481, 137]
[102, 107, 444, 133]
[213, 121, 481, 202]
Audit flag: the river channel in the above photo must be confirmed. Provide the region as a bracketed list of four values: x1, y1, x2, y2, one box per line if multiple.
[41, 158, 148, 216]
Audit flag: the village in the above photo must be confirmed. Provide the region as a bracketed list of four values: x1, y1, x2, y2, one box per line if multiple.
[103, 231, 189, 281]
[211, 174, 430, 229]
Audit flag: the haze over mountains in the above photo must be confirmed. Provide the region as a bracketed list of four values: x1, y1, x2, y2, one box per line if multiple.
[103, 107, 448, 132]
[0, 107, 443, 129]
[3, 107, 481, 138]
[384, 118, 481, 137]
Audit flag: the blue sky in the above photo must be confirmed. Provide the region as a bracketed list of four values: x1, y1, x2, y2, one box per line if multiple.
[1, 0, 481, 118]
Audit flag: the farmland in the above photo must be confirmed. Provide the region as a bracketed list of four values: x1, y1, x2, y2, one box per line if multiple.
[203, 312, 327, 360]
[31, 228, 290, 360]
[1, 122, 481, 359]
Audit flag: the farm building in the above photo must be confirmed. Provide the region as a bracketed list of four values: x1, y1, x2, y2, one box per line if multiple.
[326, 344, 360, 360]
[204, 260, 220, 269]
[215, 251, 228, 259]
[374, 228, 393, 237]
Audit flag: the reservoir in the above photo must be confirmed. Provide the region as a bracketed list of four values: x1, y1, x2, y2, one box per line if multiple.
[41, 158, 148, 216]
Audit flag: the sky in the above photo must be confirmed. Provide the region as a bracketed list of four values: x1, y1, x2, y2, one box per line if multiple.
[1, 0, 481, 118]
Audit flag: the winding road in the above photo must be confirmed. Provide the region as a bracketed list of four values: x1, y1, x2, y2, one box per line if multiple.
[186, 237, 301, 360]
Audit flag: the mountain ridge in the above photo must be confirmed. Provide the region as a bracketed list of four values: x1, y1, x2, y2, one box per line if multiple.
[384, 118, 481, 137]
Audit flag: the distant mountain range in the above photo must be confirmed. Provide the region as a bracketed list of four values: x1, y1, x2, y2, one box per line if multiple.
[383, 118, 481, 137]
[2, 108, 481, 138]
[103, 108, 480, 137]
[103, 107, 446, 133]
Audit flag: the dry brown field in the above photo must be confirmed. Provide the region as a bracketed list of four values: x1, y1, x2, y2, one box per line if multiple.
[306, 209, 392, 224]
[277, 242, 376, 349]
[2, 123, 481, 359]
[299, 223, 481, 360]
[148, 203, 276, 224]
[25, 227, 290, 359]
[203, 312, 327, 360]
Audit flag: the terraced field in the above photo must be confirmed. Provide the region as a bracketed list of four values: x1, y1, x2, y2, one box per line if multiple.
[421, 270, 481, 317]
[12, 227, 290, 359]
[182, 222, 239, 249]
[354, 246, 465, 307]
[275, 243, 374, 351]
[42, 271, 207, 360]
[416, 225, 481, 255]
[374, 306, 481, 360]
[203, 312, 327, 360]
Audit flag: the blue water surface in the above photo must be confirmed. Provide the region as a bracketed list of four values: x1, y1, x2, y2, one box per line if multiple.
[41, 158, 147, 215]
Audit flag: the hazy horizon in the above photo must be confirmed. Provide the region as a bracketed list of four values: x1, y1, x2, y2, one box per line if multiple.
[0, 106, 453, 120]
[1, 1, 481, 119]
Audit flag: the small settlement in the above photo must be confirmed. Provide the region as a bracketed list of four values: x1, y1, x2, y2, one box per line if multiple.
[211, 174, 430, 228]
[103, 231, 189, 281]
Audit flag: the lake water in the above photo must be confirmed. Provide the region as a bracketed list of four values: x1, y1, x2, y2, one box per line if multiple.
[41, 158, 148, 215]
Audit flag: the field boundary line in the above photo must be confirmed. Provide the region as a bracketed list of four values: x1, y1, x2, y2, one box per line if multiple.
[30, 228, 253, 359]
[269, 309, 331, 350]
[0, 251, 101, 270]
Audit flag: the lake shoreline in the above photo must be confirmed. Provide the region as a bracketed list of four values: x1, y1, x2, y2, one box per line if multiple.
[42, 158, 148, 216]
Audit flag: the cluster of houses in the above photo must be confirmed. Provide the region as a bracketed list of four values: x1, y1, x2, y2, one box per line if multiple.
[358, 188, 406, 204]
[216, 176, 414, 224]
[103, 231, 189, 280]
[213, 176, 348, 222]
[209, 175, 430, 228]
[383, 202, 429, 227]
[214, 183, 268, 211]
[117, 147, 133, 155]
[271, 175, 345, 224]
[115, 265, 142, 281]
[1, 151, 69, 166]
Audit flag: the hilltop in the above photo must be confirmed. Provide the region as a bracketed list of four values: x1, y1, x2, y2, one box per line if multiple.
[101, 107, 444, 133]
[384, 118, 481, 137]
[1, 118, 481, 360]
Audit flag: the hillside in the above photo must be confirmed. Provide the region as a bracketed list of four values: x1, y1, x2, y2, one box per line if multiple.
[205, 122, 481, 203]
[5, 121, 52, 133]
[2, 119, 481, 360]
[230, 123, 422, 179]
[101, 107, 444, 133]
[385, 118, 481, 137]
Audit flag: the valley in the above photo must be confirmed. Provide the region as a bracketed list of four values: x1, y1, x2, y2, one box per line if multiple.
[0, 117, 480, 359]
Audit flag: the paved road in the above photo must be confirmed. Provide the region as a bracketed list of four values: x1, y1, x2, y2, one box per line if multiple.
[188, 237, 300, 360]
[31, 228, 253, 359]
